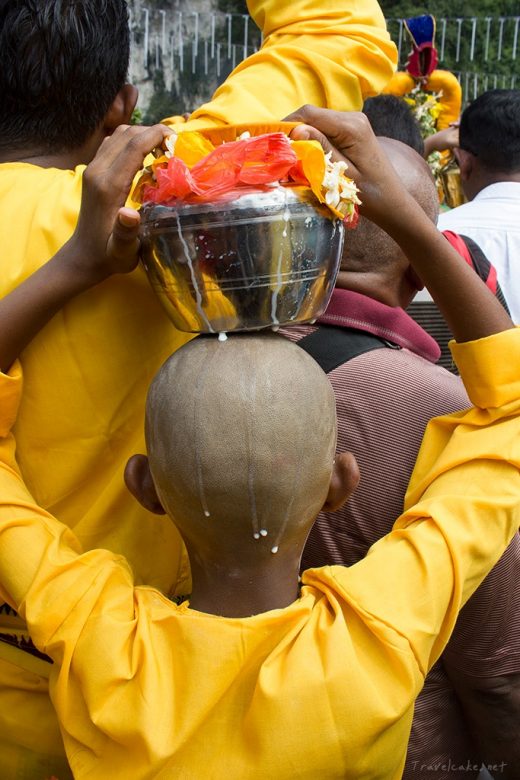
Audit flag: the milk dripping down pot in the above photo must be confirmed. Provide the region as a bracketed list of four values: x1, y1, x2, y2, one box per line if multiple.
[139, 186, 345, 334]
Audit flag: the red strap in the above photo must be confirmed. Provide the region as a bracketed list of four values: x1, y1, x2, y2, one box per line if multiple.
[442, 229, 473, 267]
[487, 263, 498, 295]
[442, 229, 497, 294]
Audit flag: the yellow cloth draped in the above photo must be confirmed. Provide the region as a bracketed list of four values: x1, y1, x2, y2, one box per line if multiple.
[0, 0, 396, 772]
[0, 330, 518, 777]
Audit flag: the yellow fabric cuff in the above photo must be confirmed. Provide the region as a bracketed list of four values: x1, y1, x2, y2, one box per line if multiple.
[449, 327, 520, 409]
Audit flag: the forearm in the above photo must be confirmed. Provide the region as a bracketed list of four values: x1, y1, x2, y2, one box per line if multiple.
[287, 108, 513, 342]
[423, 128, 458, 157]
[423, 135, 437, 160]
[423, 135, 441, 157]
[0, 237, 101, 373]
[0, 124, 171, 372]
[0, 126, 169, 372]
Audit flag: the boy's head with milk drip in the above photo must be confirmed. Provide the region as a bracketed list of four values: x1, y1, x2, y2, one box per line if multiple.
[124, 332, 359, 617]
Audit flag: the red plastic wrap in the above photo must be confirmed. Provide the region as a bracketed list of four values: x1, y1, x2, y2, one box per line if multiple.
[144, 133, 298, 205]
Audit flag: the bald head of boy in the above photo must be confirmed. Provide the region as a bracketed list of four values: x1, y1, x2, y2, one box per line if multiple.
[125, 333, 358, 616]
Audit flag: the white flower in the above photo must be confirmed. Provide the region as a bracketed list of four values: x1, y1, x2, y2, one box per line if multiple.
[322, 151, 360, 212]
[164, 133, 178, 158]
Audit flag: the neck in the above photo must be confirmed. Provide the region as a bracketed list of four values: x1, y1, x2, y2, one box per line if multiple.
[466, 170, 520, 200]
[0, 131, 105, 170]
[335, 269, 416, 309]
[187, 549, 302, 618]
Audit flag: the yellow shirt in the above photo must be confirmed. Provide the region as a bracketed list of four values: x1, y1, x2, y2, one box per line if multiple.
[0, 0, 396, 598]
[0, 2, 396, 771]
[0, 163, 190, 592]
[0, 329, 518, 779]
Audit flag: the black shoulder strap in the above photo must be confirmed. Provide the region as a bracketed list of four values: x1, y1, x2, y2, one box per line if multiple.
[297, 324, 397, 374]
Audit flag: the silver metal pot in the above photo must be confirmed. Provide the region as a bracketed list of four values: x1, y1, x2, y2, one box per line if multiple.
[140, 186, 344, 334]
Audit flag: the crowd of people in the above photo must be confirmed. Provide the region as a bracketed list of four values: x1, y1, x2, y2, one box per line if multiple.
[0, 1, 518, 779]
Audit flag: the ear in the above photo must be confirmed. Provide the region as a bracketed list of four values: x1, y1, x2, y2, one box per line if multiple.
[322, 452, 360, 513]
[454, 148, 474, 182]
[103, 83, 139, 133]
[124, 454, 166, 515]
[404, 263, 424, 293]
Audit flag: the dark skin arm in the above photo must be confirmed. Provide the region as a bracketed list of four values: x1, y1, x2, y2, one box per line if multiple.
[0, 109, 513, 372]
[0, 123, 170, 374]
[286, 106, 518, 775]
[286, 106, 513, 341]
[423, 124, 459, 157]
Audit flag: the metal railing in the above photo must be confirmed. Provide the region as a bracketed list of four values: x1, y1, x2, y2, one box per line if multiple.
[129, 11, 520, 111]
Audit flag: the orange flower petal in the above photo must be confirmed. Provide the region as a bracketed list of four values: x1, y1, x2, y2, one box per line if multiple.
[151, 154, 170, 174]
[173, 132, 216, 168]
[289, 140, 327, 203]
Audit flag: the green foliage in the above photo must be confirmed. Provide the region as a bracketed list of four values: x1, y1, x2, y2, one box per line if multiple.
[131, 107, 144, 125]
[216, 0, 246, 12]
[143, 60, 220, 124]
[142, 1, 261, 123]
[143, 69, 173, 124]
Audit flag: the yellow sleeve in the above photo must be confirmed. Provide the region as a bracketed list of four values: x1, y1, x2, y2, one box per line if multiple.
[0, 367, 136, 658]
[164, 0, 397, 130]
[321, 328, 520, 677]
[0, 363, 23, 464]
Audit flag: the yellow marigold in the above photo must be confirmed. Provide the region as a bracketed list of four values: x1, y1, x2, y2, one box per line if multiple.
[429, 102, 442, 120]
[384, 69, 461, 131]
[171, 132, 216, 167]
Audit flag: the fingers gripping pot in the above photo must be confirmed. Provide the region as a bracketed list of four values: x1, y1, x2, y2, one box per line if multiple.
[139, 187, 345, 334]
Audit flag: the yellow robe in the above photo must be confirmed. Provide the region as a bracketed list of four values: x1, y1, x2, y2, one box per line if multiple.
[0, 330, 518, 778]
[171, 0, 396, 130]
[0, 0, 396, 773]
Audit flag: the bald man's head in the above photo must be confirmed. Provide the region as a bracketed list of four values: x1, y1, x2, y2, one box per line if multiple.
[342, 138, 439, 275]
[145, 334, 337, 562]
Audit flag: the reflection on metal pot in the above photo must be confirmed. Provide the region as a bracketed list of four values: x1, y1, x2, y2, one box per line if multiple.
[139, 186, 345, 334]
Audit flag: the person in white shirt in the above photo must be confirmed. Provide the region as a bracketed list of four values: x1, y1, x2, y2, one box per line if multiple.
[438, 89, 520, 322]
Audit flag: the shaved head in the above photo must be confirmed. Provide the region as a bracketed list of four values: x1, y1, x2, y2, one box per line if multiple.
[145, 334, 337, 562]
[343, 138, 439, 273]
